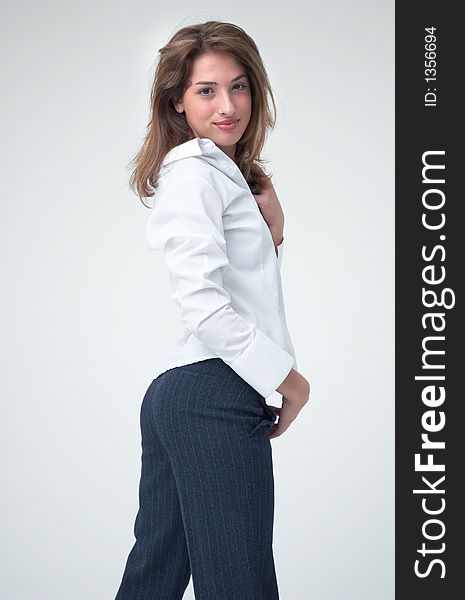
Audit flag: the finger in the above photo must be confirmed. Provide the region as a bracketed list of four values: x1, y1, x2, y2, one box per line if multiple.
[268, 427, 282, 439]
[269, 423, 288, 439]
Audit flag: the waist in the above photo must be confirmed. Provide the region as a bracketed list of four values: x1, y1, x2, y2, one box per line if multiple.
[169, 357, 234, 379]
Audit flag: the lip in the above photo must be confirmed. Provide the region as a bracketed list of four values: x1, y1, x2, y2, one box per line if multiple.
[214, 119, 239, 131]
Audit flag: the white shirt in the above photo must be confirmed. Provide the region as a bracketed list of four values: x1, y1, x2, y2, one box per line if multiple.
[145, 137, 298, 398]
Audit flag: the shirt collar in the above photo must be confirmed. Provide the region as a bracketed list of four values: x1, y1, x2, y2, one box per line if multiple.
[161, 137, 250, 192]
[161, 138, 203, 165]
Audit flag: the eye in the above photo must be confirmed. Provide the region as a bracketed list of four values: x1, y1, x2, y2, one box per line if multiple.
[197, 83, 248, 96]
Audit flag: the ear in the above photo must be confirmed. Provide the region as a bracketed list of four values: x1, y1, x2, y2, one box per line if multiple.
[172, 97, 183, 113]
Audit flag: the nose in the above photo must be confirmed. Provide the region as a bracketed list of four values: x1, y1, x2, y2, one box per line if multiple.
[216, 91, 235, 115]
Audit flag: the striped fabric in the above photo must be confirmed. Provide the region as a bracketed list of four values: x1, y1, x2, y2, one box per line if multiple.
[114, 358, 280, 600]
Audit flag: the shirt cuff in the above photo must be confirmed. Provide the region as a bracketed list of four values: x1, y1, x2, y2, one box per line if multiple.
[228, 329, 295, 398]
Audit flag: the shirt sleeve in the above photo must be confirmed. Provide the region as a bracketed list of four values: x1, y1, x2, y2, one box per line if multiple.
[145, 176, 295, 398]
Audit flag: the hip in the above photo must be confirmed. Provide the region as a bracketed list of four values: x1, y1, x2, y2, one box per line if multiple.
[144, 358, 278, 437]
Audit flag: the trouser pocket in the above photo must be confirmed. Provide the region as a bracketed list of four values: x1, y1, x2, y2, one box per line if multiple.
[248, 400, 278, 436]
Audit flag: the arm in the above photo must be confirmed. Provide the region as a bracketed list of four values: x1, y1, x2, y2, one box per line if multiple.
[146, 176, 294, 398]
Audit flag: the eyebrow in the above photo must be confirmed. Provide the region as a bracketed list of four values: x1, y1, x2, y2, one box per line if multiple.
[193, 73, 248, 86]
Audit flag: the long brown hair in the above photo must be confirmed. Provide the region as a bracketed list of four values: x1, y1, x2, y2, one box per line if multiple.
[128, 21, 277, 208]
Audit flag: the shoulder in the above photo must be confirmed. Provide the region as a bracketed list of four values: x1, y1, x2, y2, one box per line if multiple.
[157, 157, 226, 212]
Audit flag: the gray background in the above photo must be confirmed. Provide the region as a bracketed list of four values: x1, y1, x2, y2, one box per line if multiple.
[0, 1, 394, 598]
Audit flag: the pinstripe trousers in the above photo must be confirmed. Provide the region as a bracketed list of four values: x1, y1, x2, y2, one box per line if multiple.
[114, 358, 280, 600]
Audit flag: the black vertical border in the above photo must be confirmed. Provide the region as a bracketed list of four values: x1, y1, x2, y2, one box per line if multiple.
[396, 2, 462, 598]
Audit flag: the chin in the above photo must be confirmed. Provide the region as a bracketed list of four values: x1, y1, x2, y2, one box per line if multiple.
[212, 130, 243, 144]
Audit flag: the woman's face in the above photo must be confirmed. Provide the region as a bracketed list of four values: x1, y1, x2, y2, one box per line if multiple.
[176, 51, 252, 161]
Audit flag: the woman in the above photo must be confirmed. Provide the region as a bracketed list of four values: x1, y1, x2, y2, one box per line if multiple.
[115, 20, 310, 600]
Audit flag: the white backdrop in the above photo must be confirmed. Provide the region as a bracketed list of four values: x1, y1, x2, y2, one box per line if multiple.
[0, 1, 394, 598]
